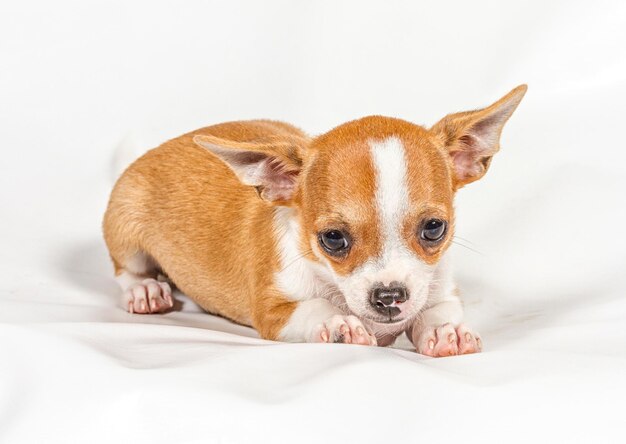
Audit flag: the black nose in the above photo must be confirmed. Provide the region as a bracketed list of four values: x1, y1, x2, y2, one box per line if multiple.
[369, 283, 408, 316]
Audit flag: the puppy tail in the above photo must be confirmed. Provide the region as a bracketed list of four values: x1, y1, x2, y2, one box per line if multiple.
[109, 130, 146, 183]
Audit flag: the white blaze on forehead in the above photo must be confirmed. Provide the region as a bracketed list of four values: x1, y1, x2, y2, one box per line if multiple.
[369, 136, 411, 261]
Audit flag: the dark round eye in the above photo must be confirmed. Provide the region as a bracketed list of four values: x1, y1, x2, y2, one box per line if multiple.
[319, 230, 350, 255]
[421, 219, 447, 242]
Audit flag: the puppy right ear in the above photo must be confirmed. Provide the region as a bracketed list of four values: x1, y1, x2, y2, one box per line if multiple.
[193, 134, 308, 203]
[431, 85, 527, 189]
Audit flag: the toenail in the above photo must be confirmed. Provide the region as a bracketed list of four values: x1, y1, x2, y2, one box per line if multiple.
[448, 333, 455, 343]
[321, 330, 329, 342]
[465, 333, 472, 342]
[428, 339, 435, 350]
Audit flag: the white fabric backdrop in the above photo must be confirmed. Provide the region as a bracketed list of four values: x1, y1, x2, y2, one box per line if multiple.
[1, 1, 625, 443]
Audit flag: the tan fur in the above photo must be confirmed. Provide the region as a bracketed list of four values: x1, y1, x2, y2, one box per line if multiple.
[103, 120, 309, 328]
[103, 86, 526, 340]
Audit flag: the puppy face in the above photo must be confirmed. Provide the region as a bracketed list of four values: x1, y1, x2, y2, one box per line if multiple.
[300, 118, 455, 324]
[194, 85, 527, 324]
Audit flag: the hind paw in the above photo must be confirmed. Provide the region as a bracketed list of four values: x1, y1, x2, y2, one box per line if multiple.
[123, 279, 173, 314]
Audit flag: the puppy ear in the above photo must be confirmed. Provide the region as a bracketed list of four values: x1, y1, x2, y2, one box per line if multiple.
[193, 134, 307, 203]
[431, 85, 527, 189]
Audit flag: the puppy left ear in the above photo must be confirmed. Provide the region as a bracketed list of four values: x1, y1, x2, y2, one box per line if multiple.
[431, 85, 527, 189]
[193, 134, 307, 203]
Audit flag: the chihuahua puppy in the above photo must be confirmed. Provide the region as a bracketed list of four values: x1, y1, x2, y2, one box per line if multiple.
[103, 85, 526, 356]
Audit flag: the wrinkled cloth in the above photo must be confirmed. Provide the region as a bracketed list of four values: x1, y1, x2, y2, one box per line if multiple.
[1, 1, 625, 443]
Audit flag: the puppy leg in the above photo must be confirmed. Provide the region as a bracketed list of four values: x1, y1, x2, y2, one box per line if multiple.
[254, 294, 376, 345]
[407, 300, 482, 357]
[280, 299, 377, 345]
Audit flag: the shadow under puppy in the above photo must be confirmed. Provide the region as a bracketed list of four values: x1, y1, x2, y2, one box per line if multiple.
[103, 85, 526, 357]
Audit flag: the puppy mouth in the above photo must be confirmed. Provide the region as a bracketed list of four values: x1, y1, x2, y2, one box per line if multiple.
[363, 308, 407, 324]
[372, 317, 405, 324]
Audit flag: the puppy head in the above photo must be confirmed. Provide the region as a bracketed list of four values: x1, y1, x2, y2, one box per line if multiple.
[195, 85, 526, 324]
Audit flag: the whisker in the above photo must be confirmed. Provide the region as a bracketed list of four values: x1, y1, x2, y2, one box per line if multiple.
[279, 249, 314, 273]
[453, 235, 478, 247]
[451, 239, 484, 256]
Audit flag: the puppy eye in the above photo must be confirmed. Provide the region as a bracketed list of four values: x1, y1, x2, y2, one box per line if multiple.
[318, 230, 350, 255]
[420, 219, 447, 242]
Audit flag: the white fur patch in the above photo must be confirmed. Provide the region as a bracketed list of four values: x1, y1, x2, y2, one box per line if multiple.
[115, 270, 143, 290]
[418, 299, 463, 327]
[369, 136, 411, 269]
[278, 298, 342, 342]
[273, 207, 337, 301]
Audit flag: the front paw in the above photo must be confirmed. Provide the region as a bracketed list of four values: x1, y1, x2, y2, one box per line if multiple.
[310, 315, 377, 346]
[414, 323, 482, 357]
